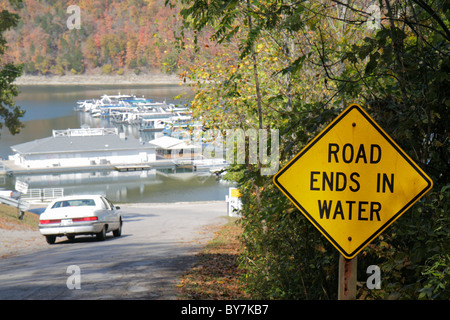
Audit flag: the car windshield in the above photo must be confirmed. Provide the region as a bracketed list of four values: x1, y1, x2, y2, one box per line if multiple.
[52, 199, 96, 208]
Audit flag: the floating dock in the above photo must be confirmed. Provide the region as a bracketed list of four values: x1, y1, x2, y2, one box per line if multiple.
[114, 165, 152, 172]
[0, 159, 192, 176]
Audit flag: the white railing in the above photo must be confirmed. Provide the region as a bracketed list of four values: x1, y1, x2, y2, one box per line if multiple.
[21, 189, 40, 200]
[53, 127, 118, 137]
[43, 188, 64, 200]
[21, 188, 64, 202]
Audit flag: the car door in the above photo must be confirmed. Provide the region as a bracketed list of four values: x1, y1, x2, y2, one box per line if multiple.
[98, 196, 111, 229]
[101, 196, 119, 230]
[108, 198, 120, 229]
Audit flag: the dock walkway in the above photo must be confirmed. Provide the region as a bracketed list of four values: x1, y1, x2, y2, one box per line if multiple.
[0, 159, 188, 176]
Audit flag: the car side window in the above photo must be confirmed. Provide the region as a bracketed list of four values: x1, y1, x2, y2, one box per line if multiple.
[106, 198, 115, 210]
[100, 197, 111, 210]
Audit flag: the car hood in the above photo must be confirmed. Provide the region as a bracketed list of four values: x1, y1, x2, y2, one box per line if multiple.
[40, 207, 98, 220]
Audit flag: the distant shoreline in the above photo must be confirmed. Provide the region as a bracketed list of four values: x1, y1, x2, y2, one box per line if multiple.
[14, 73, 186, 86]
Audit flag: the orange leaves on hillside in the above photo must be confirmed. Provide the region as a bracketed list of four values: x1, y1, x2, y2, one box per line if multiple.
[0, 0, 208, 75]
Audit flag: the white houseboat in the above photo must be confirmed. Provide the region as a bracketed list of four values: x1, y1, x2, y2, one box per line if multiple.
[9, 127, 156, 169]
[149, 136, 201, 161]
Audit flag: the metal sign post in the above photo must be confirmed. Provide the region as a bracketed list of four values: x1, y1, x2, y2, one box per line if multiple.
[338, 255, 357, 300]
[15, 180, 29, 220]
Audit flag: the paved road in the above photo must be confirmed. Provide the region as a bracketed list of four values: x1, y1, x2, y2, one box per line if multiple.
[0, 201, 227, 300]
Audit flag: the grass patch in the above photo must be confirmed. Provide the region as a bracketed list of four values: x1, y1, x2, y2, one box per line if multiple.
[0, 204, 39, 231]
[177, 217, 251, 300]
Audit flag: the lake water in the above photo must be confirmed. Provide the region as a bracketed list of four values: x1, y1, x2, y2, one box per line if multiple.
[0, 84, 232, 203]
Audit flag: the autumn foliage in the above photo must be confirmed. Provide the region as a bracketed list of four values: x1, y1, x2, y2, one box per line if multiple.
[1, 0, 207, 75]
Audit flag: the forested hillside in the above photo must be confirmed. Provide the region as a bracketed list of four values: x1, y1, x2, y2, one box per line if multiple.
[1, 0, 208, 75]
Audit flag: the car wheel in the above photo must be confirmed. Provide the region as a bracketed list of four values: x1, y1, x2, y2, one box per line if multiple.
[67, 235, 75, 241]
[113, 219, 122, 237]
[45, 235, 56, 244]
[96, 225, 107, 241]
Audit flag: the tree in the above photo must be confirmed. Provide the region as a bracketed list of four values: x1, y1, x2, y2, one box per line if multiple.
[0, 0, 24, 136]
[172, 0, 449, 299]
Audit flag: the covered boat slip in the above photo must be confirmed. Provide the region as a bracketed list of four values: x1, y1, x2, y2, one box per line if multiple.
[2, 128, 225, 175]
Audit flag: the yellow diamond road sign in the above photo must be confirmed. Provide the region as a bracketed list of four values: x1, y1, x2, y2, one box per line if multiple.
[273, 104, 433, 259]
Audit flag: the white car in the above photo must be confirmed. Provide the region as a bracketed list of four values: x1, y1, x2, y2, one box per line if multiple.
[0, 189, 21, 199]
[39, 195, 122, 244]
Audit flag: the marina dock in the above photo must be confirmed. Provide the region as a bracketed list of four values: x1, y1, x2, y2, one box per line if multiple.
[1, 94, 227, 178]
[114, 164, 152, 172]
[0, 159, 191, 176]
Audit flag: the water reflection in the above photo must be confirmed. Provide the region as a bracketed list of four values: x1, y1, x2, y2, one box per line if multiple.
[3, 168, 232, 203]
